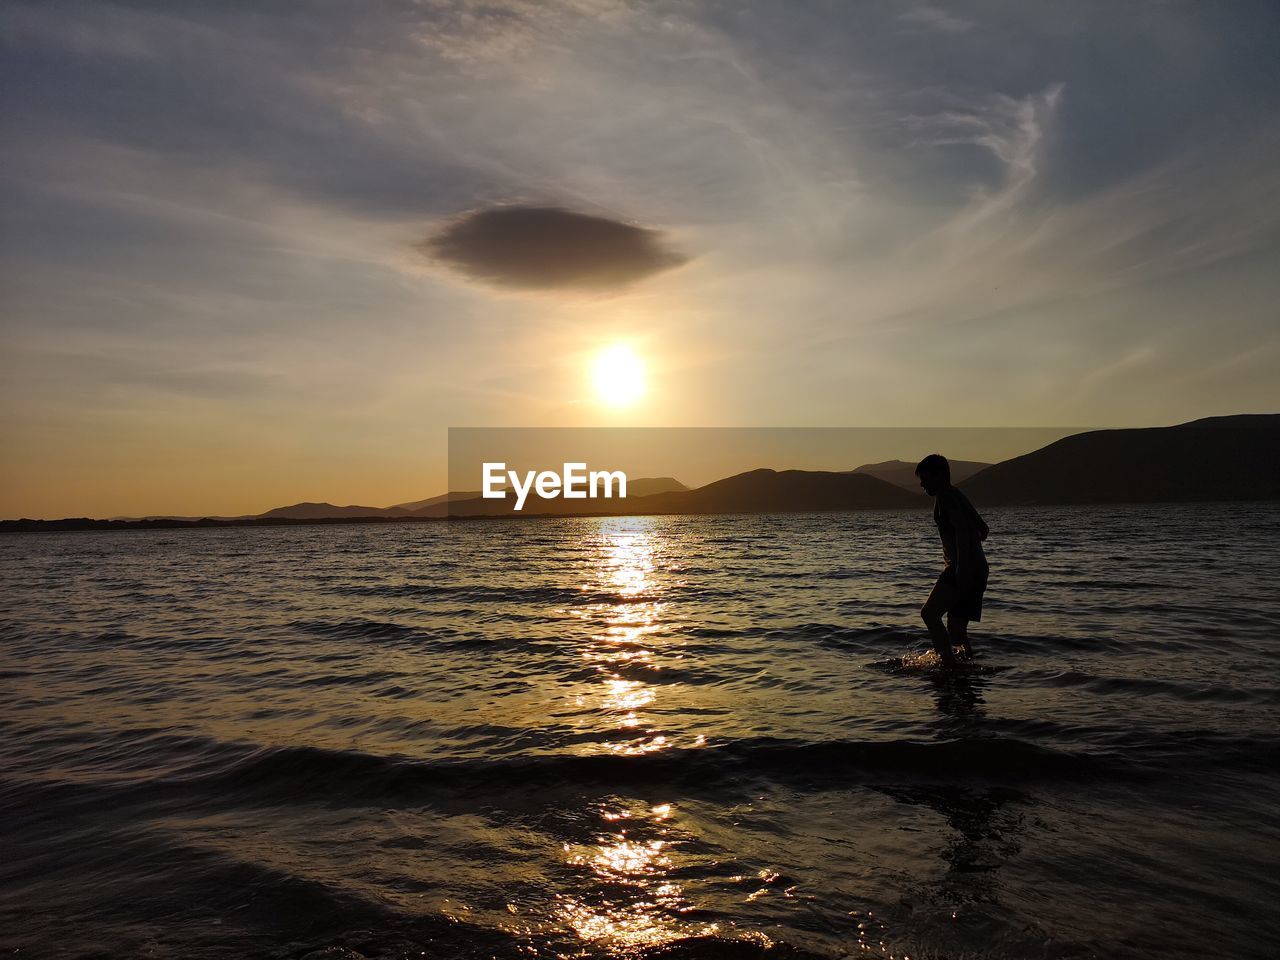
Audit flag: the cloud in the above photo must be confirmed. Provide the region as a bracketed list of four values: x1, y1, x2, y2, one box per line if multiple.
[417, 205, 687, 291]
[906, 83, 1065, 197]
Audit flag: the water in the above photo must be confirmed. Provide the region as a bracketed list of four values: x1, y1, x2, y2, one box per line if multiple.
[2, 504, 1279, 959]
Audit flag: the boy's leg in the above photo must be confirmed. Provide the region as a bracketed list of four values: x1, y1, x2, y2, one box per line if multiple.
[948, 614, 972, 659]
[921, 577, 959, 667]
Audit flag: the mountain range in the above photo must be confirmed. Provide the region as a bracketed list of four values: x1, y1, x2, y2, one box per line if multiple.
[852, 458, 991, 491]
[960, 414, 1280, 505]
[6, 415, 1277, 530]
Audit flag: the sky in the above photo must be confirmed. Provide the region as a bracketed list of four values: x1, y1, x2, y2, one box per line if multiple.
[2, 0, 1278, 518]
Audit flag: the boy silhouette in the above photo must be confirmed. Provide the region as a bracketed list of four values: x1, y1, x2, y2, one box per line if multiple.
[916, 454, 989, 668]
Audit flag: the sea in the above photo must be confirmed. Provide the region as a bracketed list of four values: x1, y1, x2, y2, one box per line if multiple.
[2, 503, 1279, 960]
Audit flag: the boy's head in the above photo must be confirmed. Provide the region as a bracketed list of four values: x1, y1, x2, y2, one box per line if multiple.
[914, 454, 950, 495]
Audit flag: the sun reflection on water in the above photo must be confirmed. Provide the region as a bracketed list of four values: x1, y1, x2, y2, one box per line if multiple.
[568, 517, 688, 756]
[555, 799, 721, 949]
[603, 678, 656, 712]
[551, 520, 725, 948]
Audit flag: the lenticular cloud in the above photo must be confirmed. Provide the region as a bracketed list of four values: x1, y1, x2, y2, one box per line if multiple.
[419, 205, 687, 291]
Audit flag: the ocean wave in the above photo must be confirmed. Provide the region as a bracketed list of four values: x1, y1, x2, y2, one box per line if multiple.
[134, 737, 1126, 807]
[1011, 667, 1280, 706]
[0, 734, 1113, 817]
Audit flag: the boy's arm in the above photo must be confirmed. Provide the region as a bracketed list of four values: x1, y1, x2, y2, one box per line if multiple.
[951, 497, 983, 587]
[957, 488, 989, 541]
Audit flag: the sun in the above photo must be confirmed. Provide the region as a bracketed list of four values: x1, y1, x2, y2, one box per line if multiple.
[591, 344, 646, 408]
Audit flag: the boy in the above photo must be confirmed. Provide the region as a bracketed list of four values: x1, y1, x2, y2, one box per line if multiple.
[915, 454, 989, 668]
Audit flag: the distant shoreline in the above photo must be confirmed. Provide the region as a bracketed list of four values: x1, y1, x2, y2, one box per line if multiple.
[0, 503, 924, 533]
[7, 497, 1280, 533]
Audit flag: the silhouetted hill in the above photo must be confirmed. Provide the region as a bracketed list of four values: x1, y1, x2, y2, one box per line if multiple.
[853, 458, 991, 491]
[392, 491, 481, 512]
[1180, 414, 1280, 429]
[436, 468, 923, 517]
[961, 415, 1280, 505]
[614, 476, 689, 497]
[404, 477, 687, 517]
[106, 513, 252, 522]
[637, 468, 924, 514]
[258, 502, 416, 520]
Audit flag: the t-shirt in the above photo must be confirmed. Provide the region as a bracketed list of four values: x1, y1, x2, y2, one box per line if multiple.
[934, 486, 989, 571]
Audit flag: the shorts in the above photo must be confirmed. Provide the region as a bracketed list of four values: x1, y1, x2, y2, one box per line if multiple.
[931, 565, 988, 622]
